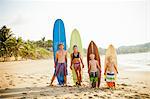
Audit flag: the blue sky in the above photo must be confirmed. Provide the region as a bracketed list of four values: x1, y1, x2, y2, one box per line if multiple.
[0, 0, 150, 48]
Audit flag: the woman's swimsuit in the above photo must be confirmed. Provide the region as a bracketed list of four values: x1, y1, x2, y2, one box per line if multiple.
[72, 52, 81, 70]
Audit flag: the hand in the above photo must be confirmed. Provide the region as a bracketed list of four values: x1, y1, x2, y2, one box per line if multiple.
[104, 72, 106, 75]
[70, 66, 72, 70]
[82, 64, 84, 68]
[54, 64, 56, 68]
[88, 69, 90, 74]
[98, 67, 101, 71]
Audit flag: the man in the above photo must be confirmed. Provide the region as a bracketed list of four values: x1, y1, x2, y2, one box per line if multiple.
[50, 43, 67, 86]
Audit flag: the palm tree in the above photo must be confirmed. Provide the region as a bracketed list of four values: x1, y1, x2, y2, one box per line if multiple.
[46, 40, 53, 50]
[20, 40, 36, 60]
[0, 25, 13, 61]
[41, 37, 45, 48]
[11, 37, 24, 60]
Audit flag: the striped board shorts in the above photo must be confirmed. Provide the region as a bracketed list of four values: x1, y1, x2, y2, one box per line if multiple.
[106, 72, 115, 82]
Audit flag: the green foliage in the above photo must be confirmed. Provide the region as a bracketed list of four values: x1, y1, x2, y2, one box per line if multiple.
[0, 25, 52, 61]
[32, 38, 53, 50]
[36, 48, 52, 59]
[1, 25, 149, 62]
[0, 25, 14, 61]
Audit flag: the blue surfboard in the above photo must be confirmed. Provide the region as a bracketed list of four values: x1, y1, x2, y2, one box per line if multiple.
[53, 19, 66, 61]
[53, 19, 67, 85]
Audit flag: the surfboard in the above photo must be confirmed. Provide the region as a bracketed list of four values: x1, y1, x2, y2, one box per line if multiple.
[104, 44, 118, 79]
[87, 41, 101, 87]
[70, 29, 83, 84]
[53, 19, 66, 61]
[53, 19, 66, 85]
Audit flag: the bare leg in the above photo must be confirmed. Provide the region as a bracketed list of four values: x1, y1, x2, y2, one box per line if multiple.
[98, 78, 100, 87]
[50, 75, 55, 86]
[75, 70, 80, 84]
[64, 76, 67, 85]
[113, 82, 115, 89]
[79, 70, 82, 85]
[96, 79, 99, 88]
[98, 71, 101, 87]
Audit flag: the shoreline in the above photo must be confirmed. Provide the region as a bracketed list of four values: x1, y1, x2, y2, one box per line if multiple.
[0, 51, 149, 62]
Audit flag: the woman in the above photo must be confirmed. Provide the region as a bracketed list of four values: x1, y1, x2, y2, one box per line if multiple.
[70, 45, 84, 86]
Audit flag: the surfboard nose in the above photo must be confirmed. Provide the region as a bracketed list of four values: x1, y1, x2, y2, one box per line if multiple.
[55, 19, 63, 22]
[72, 28, 79, 32]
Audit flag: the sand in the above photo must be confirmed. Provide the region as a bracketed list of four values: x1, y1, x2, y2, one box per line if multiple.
[0, 58, 150, 99]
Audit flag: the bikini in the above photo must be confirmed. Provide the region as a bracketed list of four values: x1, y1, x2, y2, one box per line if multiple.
[72, 52, 81, 70]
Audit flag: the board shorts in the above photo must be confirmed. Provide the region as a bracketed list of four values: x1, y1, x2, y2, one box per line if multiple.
[54, 62, 68, 85]
[90, 72, 98, 83]
[106, 72, 115, 82]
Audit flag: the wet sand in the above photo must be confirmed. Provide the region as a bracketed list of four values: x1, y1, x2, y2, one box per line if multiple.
[0, 59, 150, 99]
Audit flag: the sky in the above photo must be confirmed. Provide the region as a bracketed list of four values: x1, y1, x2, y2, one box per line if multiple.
[0, 0, 150, 48]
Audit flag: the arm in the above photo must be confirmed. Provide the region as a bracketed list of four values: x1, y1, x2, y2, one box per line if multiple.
[65, 51, 67, 63]
[114, 64, 118, 74]
[55, 52, 58, 68]
[79, 53, 84, 68]
[99, 60, 101, 69]
[70, 53, 73, 70]
[88, 62, 91, 74]
[96, 61, 101, 71]
[104, 63, 108, 75]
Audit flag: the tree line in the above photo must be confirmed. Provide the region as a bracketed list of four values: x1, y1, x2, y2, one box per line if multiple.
[0, 25, 53, 62]
[1, 25, 149, 61]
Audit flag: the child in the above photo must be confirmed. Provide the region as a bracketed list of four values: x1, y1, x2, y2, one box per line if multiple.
[70, 45, 84, 86]
[88, 54, 101, 88]
[104, 56, 118, 88]
[50, 43, 67, 86]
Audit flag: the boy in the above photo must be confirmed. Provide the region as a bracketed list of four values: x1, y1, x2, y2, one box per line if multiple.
[50, 43, 67, 86]
[70, 45, 84, 86]
[88, 54, 101, 88]
[104, 56, 118, 88]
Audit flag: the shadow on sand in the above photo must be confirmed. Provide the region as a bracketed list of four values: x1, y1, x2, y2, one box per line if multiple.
[0, 85, 104, 98]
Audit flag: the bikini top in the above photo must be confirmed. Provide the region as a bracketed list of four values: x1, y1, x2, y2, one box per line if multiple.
[72, 52, 80, 60]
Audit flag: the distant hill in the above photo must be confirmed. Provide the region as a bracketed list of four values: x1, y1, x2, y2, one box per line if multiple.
[117, 42, 150, 54]
[97, 42, 150, 55]
[75, 42, 150, 55]
[99, 47, 106, 55]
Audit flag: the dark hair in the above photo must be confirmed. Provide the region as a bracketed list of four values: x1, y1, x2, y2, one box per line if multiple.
[73, 45, 78, 49]
[58, 43, 64, 47]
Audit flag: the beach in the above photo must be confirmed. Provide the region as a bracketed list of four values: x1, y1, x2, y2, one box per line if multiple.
[0, 55, 150, 99]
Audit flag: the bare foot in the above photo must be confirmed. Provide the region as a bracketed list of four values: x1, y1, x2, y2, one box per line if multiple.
[64, 84, 67, 87]
[49, 84, 53, 86]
